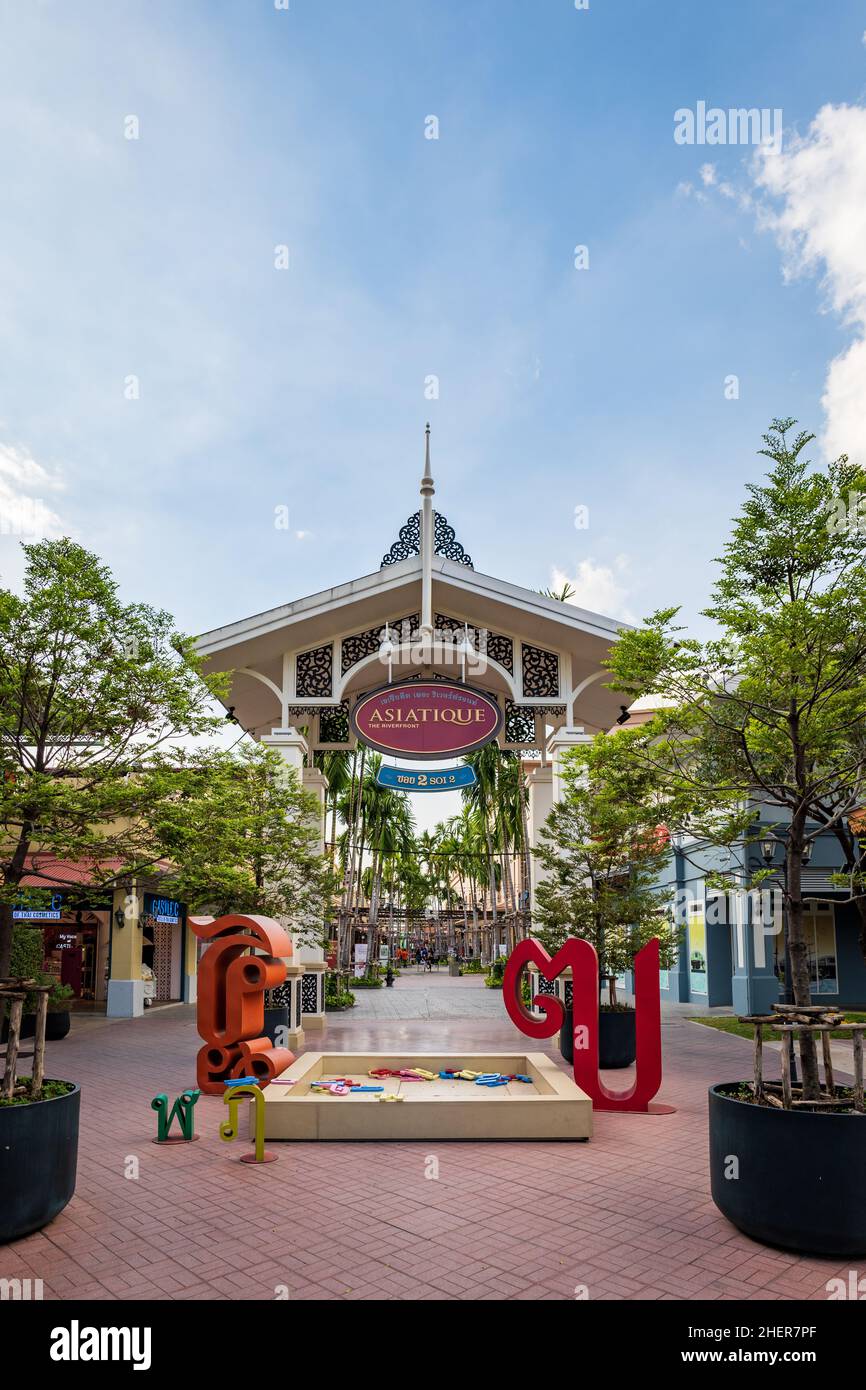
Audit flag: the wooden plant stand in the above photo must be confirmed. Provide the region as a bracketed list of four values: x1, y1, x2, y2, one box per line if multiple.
[740, 1003, 865, 1112]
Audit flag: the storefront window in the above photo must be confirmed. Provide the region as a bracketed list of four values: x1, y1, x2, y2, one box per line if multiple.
[774, 901, 838, 995]
[688, 903, 708, 996]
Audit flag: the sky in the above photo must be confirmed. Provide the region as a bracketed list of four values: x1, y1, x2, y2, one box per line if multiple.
[2, 2, 866, 682]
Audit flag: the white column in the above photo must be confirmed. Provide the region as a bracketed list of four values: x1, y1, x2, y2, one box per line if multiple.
[261, 727, 308, 776]
[261, 728, 311, 1049]
[526, 765, 553, 911]
[302, 765, 328, 857]
[548, 725, 593, 802]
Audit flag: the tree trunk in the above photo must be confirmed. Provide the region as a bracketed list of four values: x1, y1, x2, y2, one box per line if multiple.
[786, 833, 820, 1099]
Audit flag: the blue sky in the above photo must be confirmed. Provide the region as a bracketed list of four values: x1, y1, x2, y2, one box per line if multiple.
[2, 0, 866, 642]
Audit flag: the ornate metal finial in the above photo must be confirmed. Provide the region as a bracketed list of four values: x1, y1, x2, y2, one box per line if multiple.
[380, 511, 473, 569]
[381, 425, 472, 568]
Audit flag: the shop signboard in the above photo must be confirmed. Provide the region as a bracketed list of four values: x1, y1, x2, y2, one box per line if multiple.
[351, 680, 501, 760]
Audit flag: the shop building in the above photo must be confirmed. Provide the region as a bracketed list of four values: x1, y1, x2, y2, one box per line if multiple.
[650, 823, 866, 1014]
[13, 857, 196, 1017]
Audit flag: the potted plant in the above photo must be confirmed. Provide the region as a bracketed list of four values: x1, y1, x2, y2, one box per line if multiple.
[45, 981, 74, 1040]
[533, 745, 679, 1069]
[0, 978, 80, 1243]
[709, 1006, 866, 1255]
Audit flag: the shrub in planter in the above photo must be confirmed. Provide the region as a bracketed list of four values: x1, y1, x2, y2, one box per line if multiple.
[485, 957, 506, 989]
[262, 1003, 289, 1044]
[325, 989, 356, 1011]
[0, 1079, 80, 1242]
[45, 982, 74, 1041]
[0, 981, 80, 1242]
[709, 1082, 866, 1257]
[1, 927, 44, 1041]
[559, 1003, 636, 1069]
[708, 1007, 866, 1257]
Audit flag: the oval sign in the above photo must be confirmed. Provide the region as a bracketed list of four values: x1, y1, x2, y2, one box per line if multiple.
[351, 681, 502, 760]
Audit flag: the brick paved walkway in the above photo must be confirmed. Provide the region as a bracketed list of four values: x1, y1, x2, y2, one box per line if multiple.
[2, 978, 864, 1302]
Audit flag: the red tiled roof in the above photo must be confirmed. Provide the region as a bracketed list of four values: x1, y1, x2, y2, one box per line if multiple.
[18, 854, 173, 889]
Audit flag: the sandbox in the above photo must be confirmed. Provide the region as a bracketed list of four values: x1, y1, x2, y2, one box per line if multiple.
[255, 1052, 592, 1141]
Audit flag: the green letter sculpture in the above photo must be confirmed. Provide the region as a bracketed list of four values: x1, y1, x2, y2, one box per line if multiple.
[151, 1088, 201, 1143]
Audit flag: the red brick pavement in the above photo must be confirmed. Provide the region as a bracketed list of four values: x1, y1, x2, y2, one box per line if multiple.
[2, 1004, 864, 1302]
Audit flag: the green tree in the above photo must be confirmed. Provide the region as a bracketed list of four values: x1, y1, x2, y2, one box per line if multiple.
[152, 741, 335, 946]
[0, 538, 227, 978]
[606, 420, 866, 1095]
[533, 737, 680, 1006]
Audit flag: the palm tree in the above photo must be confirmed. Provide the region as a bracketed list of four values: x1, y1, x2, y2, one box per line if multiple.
[539, 581, 576, 603]
[349, 754, 415, 976]
[317, 749, 351, 872]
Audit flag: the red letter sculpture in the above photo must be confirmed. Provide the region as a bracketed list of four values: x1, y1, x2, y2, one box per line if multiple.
[503, 937, 664, 1113]
[190, 914, 295, 1094]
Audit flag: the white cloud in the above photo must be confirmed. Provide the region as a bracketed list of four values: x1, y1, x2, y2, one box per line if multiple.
[754, 102, 866, 462]
[700, 163, 717, 186]
[0, 442, 66, 545]
[550, 556, 635, 623]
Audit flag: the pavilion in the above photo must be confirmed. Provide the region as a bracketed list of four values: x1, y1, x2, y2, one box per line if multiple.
[195, 426, 629, 910]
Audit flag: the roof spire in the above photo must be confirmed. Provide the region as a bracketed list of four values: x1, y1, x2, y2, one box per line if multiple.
[420, 423, 434, 638]
[421, 420, 433, 490]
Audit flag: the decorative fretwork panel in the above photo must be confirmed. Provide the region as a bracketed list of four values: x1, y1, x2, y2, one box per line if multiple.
[434, 614, 514, 674]
[340, 615, 419, 675]
[505, 702, 537, 745]
[154, 920, 174, 1002]
[318, 702, 350, 744]
[487, 633, 514, 674]
[301, 973, 319, 1013]
[521, 643, 560, 698]
[296, 644, 333, 698]
[381, 511, 473, 568]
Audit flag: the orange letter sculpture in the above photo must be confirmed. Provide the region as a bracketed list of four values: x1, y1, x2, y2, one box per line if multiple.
[190, 914, 296, 1095]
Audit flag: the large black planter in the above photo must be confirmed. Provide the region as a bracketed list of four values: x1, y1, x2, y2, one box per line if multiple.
[46, 1010, 71, 1041]
[0, 1082, 80, 1243]
[263, 1005, 289, 1045]
[709, 1084, 866, 1257]
[559, 1007, 636, 1069]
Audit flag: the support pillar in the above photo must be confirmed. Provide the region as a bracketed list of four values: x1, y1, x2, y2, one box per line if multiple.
[107, 885, 144, 1017]
[526, 765, 553, 912]
[302, 765, 328, 857]
[183, 917, 198, 1004]
[547, 724, 593, 803]
[282, 961, 305, 1051]
[300, 960, 327, 1033]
